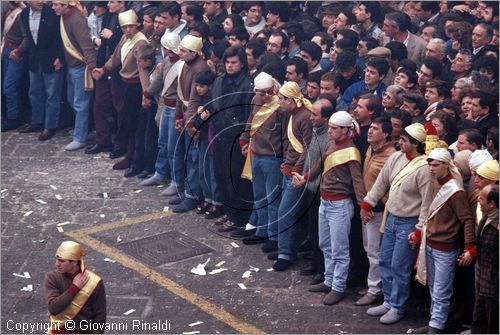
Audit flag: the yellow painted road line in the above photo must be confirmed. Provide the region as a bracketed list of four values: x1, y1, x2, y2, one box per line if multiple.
[66, 229, 264, 334]
[72, 211, 173, 235]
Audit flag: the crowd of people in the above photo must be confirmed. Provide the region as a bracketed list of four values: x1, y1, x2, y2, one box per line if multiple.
[2, 0, 499, 334]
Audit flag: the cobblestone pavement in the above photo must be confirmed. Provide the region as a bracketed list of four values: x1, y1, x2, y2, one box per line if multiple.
[1, 130, 430, 334]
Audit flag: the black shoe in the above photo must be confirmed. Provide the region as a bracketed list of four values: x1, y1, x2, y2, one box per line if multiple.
[1, 118, 20, 132]
[204, 205, 223, 219]
[109, 146, 127, 159]
[299, 264, 317, 276]
[267, 252, 278, 260]
[262, 240, 278, 253]
[196, 201, 211, 215]
[273, 258, 293, 271]
[230, 227, 256, 238]
[298, 240, 312, 253]
[85, 144, 111, 155]
[124, 167, 142, 178]
[242, 234, 268, 245]
[310, 274, 325, 285]
[137, 170, 151, 179]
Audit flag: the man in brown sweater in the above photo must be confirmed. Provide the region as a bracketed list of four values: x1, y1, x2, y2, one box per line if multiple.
[409, 148, 475, 334]
[45, 241, 106, 334]
[52, 1, 96, 151]
[295, 111, 366, 305]
[356, 116, 396, 307]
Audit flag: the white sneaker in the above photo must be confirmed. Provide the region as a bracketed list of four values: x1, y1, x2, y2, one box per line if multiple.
[64, 140, 86, 151]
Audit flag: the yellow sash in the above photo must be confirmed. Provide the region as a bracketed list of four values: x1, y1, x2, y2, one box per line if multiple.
[120, 32, 147, 64]
[380, 155, 428, 233]
[60, 16, 93, 91]
[48, 270, 101, 333]
[415, 179, 461, 285]
[322, 147, 361, 176]
[241, 97, 280, 180]
[287, 114, 303, 154]
[176, 61, 188, 107]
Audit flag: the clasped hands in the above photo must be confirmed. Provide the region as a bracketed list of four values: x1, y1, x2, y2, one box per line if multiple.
[91, 68, 105, 80]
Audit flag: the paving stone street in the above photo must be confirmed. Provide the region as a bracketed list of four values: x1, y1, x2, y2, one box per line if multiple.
[2, 129, 430, 334]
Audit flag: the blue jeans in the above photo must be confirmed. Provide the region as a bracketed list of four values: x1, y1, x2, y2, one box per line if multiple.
[252, 155, 282, 240]
[155, 107, 180, 180]
[319, 198, 354, 293]
[66, 65, 91, 143]
[277, 176, 308, 260]
[427, 246, 459, 330]
[184, 131, 202, 200]
[198, 133, 220, 205]
[379, 214, 419, 312]
[29, 65, 63, 129]
[2, 47, 26, 119]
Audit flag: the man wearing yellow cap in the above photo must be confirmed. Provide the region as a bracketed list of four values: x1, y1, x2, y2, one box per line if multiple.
[360, 122, 433, 325]
[93, 9, 148, 171]
[45, 241, 106, 333]
[266, 81, 313, 271]
[408, 148, 475, 334]
[52, 0, 96, 151]
[474, 159, 499, 191]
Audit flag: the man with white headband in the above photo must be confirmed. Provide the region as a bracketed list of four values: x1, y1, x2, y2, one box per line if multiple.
[360, 122, 433, 325]
[294, 111, 366, 305]
[45, 241, 106, 333]
[408, 148, 475, 334]
[52, 0, 96, 151]
[238, 72, 285, 245]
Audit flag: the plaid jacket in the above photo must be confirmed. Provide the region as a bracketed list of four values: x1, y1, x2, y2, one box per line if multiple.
[475, 211, 499, 298]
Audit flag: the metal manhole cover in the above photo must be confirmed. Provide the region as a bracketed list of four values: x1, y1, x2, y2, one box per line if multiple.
[116, 231, 213, 266]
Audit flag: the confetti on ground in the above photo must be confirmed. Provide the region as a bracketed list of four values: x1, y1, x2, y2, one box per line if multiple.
[163, 206, 169, 212]
[183, 331, 200, 334]
[35, 199, 47, 205]
[116, 236, 122, 243]
[49, 185, 58, 190]
[249, 266, 260, 272]
[208, 268, 227, 275]
[188, 321, 204, 327]
[34, 171, 49, 175]
[123, 309, 135, 316]
[104, 258, 116, 263]
[134, 189, 143, 193]
[266, 268, 274, 272]
[230, 242, 239, 248]
[242, 271, 252, 279]
[57, 221, 71, 226]
[1, 189, 7, 193]
[20, 284, 33, 292]
[102, 192, 109, 198]
[215, 261, 225, 267]
[334, 324, 342, 327]
[23, 211, 33, 217]
[100, 214, 105, 218]
[55, 194, 63, 200]
[190, 258, 210, 276]
[238, 283, 247, 290]
[57, 227, 64, 233]
[12, 272, 30, 279]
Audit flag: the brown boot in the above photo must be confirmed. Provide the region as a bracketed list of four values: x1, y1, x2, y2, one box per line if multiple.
[113, 143, 134, 170]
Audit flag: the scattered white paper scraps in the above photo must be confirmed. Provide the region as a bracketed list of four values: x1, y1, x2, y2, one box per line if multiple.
[183, 331, 200, 335]
[55, 194, 63, 200]
[255, 290, 261, 293]
[1, 189, 7, 193]
[242, 271, 252, 279]
[238, 283, 247, 290]
[249, 266, 260, 272]
[102, 192, 108, 199]
[208, 268, 227, 275]
[406, 329, 414, 334]
[57, 227, 64, 233]
[188, 321, 204, 327]
[100, 214, 105, 218]
[116, 236, 122, 243]
[35, 199, 47, 205]
[230, 242, 239, 248]
[334, 324, 342, 327]
[163, 206, 169, 212]
[134, 189, 143, 193]
[215, 261, 225, 267]
[49, 185, 58, 190]
[144, 228, 148, 231]
[57, 221, 71, 226]
[266, 268, 274, 272]
[190, 258, 211, 276]
[13, 272, 30, 279]
[104, 258, 116, 263]
[34, 171, 49, 176]
[23, 211, 33, 217]
[123, 309, 135, 316]
[352, 314, 357, 316]
[20, 284, 33, 292]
